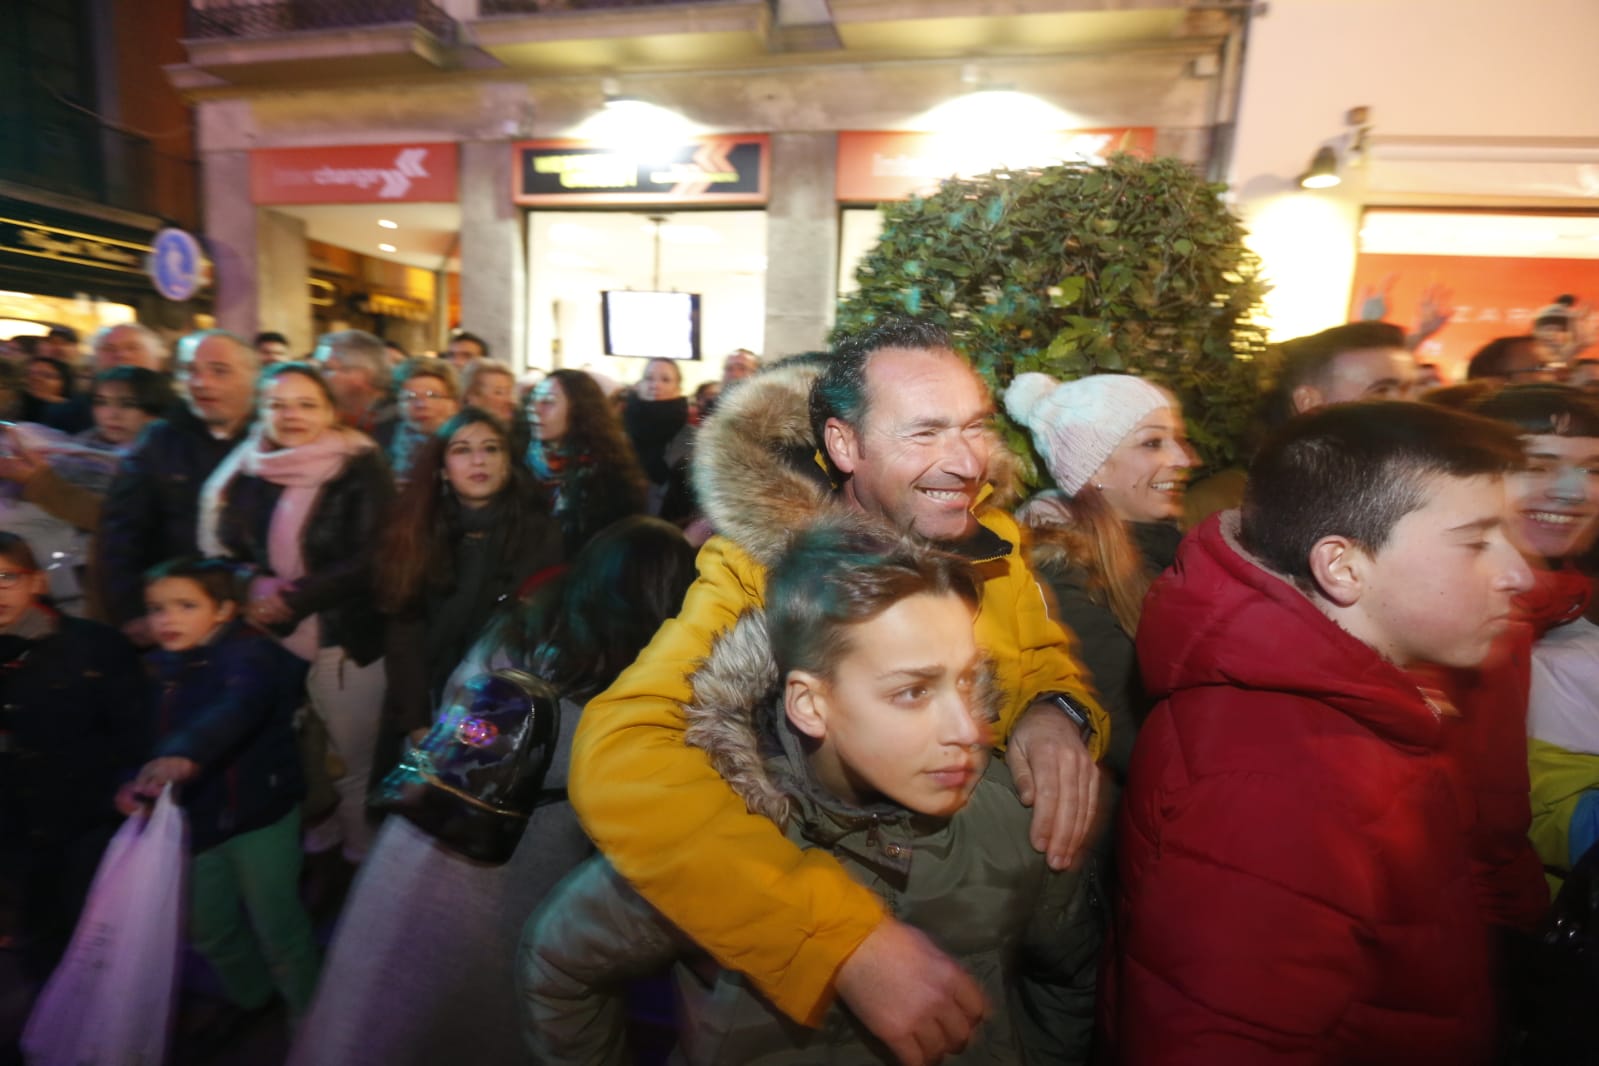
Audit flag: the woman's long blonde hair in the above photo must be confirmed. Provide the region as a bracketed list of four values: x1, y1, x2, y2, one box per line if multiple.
[1023, 484, 1153, 637]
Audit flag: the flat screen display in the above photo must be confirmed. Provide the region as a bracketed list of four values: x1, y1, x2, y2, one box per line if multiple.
[601, 290, 702, 361]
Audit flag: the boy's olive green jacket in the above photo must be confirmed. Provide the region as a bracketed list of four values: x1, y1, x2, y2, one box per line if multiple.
[524, 609, 1095, 1065]
[570, 359, 1107, 1025]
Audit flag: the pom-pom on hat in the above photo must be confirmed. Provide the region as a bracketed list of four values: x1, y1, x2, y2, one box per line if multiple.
[1005, 372, 1173, 496]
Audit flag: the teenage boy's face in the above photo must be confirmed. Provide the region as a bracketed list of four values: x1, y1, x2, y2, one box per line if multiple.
[789, 591, 991, 818]
[1353, 474, 1533, 669]
[1506, 434, 1599, 562]
[146, 577, 235, 652]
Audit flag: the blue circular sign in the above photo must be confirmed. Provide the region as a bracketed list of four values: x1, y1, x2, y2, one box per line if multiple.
[149, 228, 205, 301]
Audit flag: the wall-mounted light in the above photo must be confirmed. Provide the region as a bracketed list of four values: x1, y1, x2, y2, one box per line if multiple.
[1299, 106, 1371, 192]
[1298, 146, 1341, 189]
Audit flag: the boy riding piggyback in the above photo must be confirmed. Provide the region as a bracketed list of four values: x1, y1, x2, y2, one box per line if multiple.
[520, 521, 1089, 1064]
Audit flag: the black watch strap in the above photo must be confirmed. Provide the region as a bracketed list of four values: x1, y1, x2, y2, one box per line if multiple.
[1038, 692, 1095, 744]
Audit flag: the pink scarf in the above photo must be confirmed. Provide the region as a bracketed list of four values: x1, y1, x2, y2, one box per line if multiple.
[198, 425, 373, 660]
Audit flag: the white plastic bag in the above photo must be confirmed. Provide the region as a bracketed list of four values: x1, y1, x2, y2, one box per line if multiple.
[22, 784, 187, 1066]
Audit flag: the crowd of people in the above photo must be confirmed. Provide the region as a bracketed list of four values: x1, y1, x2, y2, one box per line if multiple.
[1, 304, 1598, 1066]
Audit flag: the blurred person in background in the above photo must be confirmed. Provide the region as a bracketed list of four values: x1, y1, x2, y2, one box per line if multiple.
[255, 331, 292, 365]
[624, 358, 689, 516]
[525, 369, 647, 556]
[198, 362, 394, 867]
[376, 357, 458, 487]
[372, 409, 563, 781]
[463, 358, 527, 454]
[445, 331, 488, 373]
[90, 323, 168, 372]
[315, 330, 396, 437]
[99, 330, 258, 641]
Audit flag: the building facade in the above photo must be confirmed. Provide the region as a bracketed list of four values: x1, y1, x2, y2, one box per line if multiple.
[169, 0, 1242, 386]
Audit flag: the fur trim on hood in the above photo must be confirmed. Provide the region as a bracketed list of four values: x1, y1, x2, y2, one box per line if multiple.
[692, 360, 844, 569]
[683, 602, 1005, 829]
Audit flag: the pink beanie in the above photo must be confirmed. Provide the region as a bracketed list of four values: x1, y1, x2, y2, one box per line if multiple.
[1004, 372, 1172, 495]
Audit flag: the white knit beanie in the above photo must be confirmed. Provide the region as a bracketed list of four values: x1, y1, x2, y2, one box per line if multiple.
[1004, 372, 1173, 496]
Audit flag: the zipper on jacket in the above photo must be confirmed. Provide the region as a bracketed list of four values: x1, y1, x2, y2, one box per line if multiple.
[865, 815, 881, 850]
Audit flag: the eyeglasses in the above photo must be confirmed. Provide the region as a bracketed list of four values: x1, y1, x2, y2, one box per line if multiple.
[401, 390, 450, 404]
[0, 570, 36, 589]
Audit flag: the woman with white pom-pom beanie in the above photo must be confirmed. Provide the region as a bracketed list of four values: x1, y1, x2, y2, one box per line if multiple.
[1003, 371, 1195, 781]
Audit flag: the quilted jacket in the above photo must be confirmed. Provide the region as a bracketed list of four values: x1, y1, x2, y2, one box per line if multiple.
[1106, 513, 1497, 1065]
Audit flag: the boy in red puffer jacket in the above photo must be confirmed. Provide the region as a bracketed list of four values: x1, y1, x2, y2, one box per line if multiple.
[1107, 402, 1533, 1065]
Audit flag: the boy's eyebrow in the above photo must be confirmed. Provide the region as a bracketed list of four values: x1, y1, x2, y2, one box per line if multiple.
[1445, 517, 1501, 534]
[877, 665, 946, 682]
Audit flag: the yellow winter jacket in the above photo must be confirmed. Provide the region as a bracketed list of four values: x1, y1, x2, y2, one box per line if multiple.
[1528, 736, 1599, 895]
[569, 362, 1107, 1026]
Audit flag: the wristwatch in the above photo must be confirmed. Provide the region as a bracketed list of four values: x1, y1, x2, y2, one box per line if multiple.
[1037, 692, 1096, 745]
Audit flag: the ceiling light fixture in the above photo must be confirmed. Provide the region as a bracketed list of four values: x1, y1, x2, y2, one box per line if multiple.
[378, 219, 398, 229]
[379, 243, 397, 253]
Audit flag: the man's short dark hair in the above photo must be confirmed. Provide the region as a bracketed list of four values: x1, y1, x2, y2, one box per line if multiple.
[767, 520, 979, 682]
[1240, 401, 1523, 583]
[1470, 383, 1599, 438]
[1467, 336, 1540, 381]
[450, 331, 489, 359]
[810, 318, 955, 479]
[254, 331, 289, 348]
[1268, 322, 1407, 425]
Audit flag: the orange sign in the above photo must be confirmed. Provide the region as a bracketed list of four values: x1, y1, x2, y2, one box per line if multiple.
[836, 128, 1156, 202]
[1348, 252, 1599, 379]
[250, 143, 458, 205]
[514, 135, 768, 206]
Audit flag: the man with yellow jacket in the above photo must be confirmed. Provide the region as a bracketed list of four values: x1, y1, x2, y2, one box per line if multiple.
[571, 319, 1109, 1065]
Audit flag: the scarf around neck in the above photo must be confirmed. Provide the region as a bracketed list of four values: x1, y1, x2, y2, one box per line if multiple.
[197, 425, 373, 660]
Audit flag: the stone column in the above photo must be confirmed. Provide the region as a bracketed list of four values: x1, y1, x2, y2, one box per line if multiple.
[458, 140, 526, 370]
[763, 132, 838, 358]
[256, 208, 311, 351]
[201, 150, 256, 338]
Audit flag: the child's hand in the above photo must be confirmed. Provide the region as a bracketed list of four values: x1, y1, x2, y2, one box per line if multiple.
[132, 756, 199, 797]
[114, 781, 146, 816]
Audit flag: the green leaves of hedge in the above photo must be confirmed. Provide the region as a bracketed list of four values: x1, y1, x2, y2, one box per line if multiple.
[833, 153, 1272, 482]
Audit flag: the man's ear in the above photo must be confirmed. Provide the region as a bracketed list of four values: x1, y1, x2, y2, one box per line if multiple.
[823, 417, 859, 476]
[216, 600, 239, 624]
[1291, 383, 1324, 415]
[784, 670, 830, 740]
[1306, 535, 1367, 608]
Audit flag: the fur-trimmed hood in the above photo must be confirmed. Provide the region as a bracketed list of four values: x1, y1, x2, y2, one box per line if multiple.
[691, 358, 1020, 568]
[682, 601, 1003, 830]
[691, 359, 843, 568]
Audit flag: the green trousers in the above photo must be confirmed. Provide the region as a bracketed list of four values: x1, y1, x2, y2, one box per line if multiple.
[189, 808, 321, 1015]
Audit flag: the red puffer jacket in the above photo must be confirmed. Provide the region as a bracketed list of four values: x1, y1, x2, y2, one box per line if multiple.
[1105, 514, 1496, 1065]
[1414, 567, 1590, 934]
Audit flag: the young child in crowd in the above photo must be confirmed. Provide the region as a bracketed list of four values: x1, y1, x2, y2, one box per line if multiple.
[116, 558, 321, 1019]
[1108, 401, 1534, 1064]
[520, 522, 1088, 1064]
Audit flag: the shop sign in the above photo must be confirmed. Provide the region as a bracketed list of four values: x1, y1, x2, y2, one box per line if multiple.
[835, 128, 1157, 202]
[1349, 251, 1599, 377]
[0, 216, 150, 276]
[353, 291, 432, 322]
[148, 228, 208, 302]
[514, 135, 768, 206]
[251, 143, 458, 205]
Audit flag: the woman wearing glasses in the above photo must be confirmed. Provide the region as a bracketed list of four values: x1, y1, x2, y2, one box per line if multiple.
[375, 357, 460, 486]
[372, 408, 563, 782]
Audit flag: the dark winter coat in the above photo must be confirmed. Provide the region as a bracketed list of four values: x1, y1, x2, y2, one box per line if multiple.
[380, 494, 564, 756]
[1106, 513, 1497, 1064]
[1035, 520, 1182, 780]
[211, 448, 394, 665]
[147, 620, 307, 852]
[523, 609, 1093, 1065]
[99, 405, 252, 625]
[0, 612, 147, 846]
